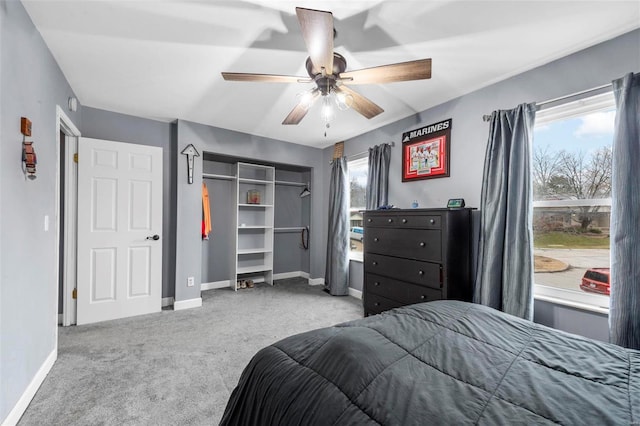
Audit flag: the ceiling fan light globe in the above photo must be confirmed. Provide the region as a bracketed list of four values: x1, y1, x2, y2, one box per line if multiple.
[335, 91, 352, 111]
[297, 91, 315, 110]
[321, 95, 334, 123]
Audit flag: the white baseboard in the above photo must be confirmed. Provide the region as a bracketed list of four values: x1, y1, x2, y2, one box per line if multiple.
[201, 280, 230, 291]
[308, 277, 325, 286]
[300, 272, 310, 280]
[173, 297, 202, 311]
[2, 348, 57, 426]
[273, 271, 305, 280]
[349, 287, 363, 300]
[161, 297, 174, 308]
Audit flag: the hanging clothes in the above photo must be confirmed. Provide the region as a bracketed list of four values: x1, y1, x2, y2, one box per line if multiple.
[202, 182, 212, 239]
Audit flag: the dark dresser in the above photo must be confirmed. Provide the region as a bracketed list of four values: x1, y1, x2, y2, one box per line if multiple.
[362, 208, 474, 316]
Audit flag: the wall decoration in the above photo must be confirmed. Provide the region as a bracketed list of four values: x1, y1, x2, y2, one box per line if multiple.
[22, 141, 37, 180]
[401, 118, 451, 181]
[21, 117, 37, 180]
[180, 144, 200, 184]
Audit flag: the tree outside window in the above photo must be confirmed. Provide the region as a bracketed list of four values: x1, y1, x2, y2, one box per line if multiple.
[532, 92, 615, 307]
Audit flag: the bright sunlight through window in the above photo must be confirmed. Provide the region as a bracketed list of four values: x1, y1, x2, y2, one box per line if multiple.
[348, 157, 368, 261]
[532, 91, 615, 312]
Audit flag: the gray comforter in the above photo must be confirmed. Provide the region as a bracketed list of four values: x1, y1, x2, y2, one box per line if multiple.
[220, 300, 639, 425]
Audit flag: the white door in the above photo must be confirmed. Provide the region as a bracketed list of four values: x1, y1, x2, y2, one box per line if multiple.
[77, 137, 163, 325]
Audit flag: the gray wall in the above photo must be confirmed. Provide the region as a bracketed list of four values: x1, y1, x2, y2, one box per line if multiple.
[534, 300, 609, 342]
[0, 1, 81, 421]
[335, 29, 639, 338]
[201, 174, 235, 283]
[175, 120, 325, 303]
[81, 107, 176, 299]
[273, 169, 311, 275]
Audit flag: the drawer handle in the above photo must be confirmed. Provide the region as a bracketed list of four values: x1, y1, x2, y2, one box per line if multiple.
[387, 218, 393, 223]
[419, 242, 425, 247]
[402, 218, 407, 223]
[368, 218, 372, 222]
[372, 261, 378, 266]
[420, 295, 426, 300]
[374, 282, 380, 287]
[374, 302, 380, 307]
[430, 219, 436, 225]
[374, 237, 379, 242]
[418, 270, 424, 276]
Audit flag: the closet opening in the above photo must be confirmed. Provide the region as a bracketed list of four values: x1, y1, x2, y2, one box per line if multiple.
[200, 152, 312, 292]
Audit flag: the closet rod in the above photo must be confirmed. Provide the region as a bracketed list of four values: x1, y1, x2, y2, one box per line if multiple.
[482, 82, 613, 122]
[203, 173, 236, 181]
[275, 180, 307, 187]
[274, 227, 306, 232]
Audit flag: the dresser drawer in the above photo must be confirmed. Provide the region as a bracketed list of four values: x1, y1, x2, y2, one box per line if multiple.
[364, 228, 441, 262]
[365, 214, 441, 229]
[364, 293, 403, 316]
[365, 253, 441, 289]
[365, 273, 443, 305]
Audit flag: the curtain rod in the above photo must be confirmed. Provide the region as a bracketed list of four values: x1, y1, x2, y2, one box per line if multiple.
[482, 82, 613, 122]
[330, 141, 395, 164]
[348, 141, 395, 159]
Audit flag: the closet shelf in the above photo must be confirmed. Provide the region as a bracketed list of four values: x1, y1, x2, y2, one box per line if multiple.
[275, 180, 307, 187]
[274, 227, 306, 232]
[238, 225, 272, 230]
[238, 203, 273, 208]
[237, 265, 272, 274]
[237, 248, 273, 255]
[203, 173, 236, 181]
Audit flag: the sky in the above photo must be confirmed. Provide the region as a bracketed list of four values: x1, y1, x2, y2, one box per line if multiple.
[534, 108, 615, 154]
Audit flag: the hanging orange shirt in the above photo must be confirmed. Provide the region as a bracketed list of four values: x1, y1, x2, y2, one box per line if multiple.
[202, 182, 212, 239]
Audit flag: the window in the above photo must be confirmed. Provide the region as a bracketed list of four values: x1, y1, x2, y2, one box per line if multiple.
[532, 91, 615, 312]
[348, 156, 368, 261]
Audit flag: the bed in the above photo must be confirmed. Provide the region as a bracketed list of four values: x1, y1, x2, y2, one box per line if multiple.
[220, 300, 639, 425]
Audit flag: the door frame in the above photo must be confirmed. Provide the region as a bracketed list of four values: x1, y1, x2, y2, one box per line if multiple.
[56, 105, 81, 327]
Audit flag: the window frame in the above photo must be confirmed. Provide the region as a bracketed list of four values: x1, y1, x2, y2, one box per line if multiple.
[532, 90, 616, 314]
[347, 155, 368, 262]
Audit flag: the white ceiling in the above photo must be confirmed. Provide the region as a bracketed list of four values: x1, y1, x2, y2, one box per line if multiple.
[22, 1, 640, 148]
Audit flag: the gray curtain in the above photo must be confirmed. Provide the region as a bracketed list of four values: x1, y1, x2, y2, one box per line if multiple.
[366, 143, 391, 210]
[325, 157, 349, 296]
[609, 73, 640, 349]
[474, 103, 536, 320]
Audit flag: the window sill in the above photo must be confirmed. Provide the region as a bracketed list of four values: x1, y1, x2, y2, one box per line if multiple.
[349, 252, 363, 263]
[534, 285, 609, 315]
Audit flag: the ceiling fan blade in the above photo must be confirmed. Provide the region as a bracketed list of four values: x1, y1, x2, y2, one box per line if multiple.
[282, 90, 321, 125]
[221, 72, 311, 84]
[339, 59, 432, 85]
[296, 7, 334, 75]
[335, 85, 383, 119]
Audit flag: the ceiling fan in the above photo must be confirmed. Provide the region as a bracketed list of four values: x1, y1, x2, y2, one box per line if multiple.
[221, 7, 432, 127]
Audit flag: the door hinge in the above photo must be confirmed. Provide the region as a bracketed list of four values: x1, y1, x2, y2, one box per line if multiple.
[73, 153, 78, 163]
[72, 288, 77, 299]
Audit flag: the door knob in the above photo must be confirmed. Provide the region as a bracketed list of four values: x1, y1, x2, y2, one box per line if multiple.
[146, 234, 160, 241]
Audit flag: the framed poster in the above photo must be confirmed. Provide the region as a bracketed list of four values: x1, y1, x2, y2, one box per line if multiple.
[401, 118, 451, 181]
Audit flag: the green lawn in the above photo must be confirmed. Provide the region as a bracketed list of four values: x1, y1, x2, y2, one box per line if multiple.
[534, 231, 610, 249]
